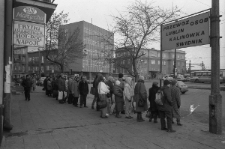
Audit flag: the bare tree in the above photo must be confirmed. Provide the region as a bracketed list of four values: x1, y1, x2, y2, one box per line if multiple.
[45, 11, 85, 72]
[99, 1, 181, 79]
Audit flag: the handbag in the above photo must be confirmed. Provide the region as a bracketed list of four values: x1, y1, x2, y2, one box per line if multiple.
[97, 100, 107, 109]
[58, 91, 63, 100]
[138, 98, 145, 107]
[90, 87, 96, 95]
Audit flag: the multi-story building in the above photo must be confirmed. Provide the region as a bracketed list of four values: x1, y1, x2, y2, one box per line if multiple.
[115, 48, 186, 79]
[61, 21, 114, 80]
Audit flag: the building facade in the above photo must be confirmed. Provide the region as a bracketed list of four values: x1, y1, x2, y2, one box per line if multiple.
[61, 21, 114, 80]
[115, 48, 186, 79]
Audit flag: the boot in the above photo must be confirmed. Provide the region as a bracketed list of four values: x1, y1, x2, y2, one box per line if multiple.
[137, 113, 144, 122]
[177, 119, 182, 126]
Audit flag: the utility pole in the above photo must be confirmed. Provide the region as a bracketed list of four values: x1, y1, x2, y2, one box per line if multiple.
[209, 0, 222, 134]
[173, 49, 177, 78]
[0, 0, 5, 144]
[189, 60, 191, 74]
[3, 0, 13, 131]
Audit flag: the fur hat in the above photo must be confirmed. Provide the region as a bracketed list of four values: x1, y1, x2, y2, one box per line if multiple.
[118, 73, 123, 78]
[171, 80, 177, 85]
[164, 80, 171, 86]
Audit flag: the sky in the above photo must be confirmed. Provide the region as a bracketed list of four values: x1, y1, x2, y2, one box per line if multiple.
[54, 0, 225, 70]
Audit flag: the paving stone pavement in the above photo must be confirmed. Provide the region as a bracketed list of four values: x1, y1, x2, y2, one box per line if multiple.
[1, 86, 225, 149]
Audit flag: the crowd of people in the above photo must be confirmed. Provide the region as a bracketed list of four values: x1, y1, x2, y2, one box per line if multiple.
[21, 72, 182, 133]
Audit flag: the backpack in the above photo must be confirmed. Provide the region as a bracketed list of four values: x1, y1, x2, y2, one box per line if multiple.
[155, 90, 164, 105]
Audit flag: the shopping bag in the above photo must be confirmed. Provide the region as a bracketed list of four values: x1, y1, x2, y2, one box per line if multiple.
[58, 91, 63, 100]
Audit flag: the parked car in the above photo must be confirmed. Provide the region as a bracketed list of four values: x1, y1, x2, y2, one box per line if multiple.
[176, 81, 188, 94]
[163, 76, 173, 81]
[37, 77, 46, 86]
[176, 76, 186, 82]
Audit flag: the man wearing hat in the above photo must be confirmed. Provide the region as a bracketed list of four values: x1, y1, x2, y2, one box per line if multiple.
[157, 80, 176, 132]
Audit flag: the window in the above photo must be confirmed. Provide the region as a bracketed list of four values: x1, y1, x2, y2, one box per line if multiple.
[163, 61, 166, 65]
[151, 60, 155, 64]
[46, 66, 49, 71]
[172, 54, 174, 58]
[158, 61, 160, 65]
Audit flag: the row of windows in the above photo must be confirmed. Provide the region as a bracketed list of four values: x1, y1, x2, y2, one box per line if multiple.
[116, 51, 185, 59]
[28, 56, 44, 63]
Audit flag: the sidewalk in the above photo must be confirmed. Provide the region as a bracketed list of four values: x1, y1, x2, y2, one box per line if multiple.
[1, 86, 225, 149]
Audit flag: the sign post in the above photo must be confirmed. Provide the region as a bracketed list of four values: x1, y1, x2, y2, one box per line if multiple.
[209, 0, 222, 134]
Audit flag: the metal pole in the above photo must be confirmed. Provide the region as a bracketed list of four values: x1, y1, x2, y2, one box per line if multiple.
[160, 24, 163, 88]
[209, 0, 222, 134]
[174, 49, 177, 78]
[3, 0, 13, 131]
[0, 0, 5, 144]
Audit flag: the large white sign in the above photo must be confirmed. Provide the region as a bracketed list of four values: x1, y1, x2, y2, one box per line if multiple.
[162, 12, 210, 50]
[14, 21, 45, 47]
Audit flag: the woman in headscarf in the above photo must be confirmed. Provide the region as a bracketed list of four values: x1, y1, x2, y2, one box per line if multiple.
[134, 76, 148, 122]
[114, 80, 124, 118]
[105, 76, 114, 114]
[148, 81, 160, 123]
[124, 77, 134, 119]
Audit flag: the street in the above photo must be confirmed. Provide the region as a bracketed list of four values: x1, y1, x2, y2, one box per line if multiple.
[1, 85, 225, 149]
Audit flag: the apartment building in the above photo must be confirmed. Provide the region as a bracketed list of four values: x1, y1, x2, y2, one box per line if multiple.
[61, 21, 114, 80]
[115, 48, 186, 79]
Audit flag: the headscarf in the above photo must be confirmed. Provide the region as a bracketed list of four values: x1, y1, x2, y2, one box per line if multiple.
[125, 77, 132, 86]
[115, 80, 121, 86]
[139, 76, 144, 81]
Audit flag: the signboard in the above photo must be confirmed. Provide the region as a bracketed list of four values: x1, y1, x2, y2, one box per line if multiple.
[13, 6, 46, 24]
[162, 12, 210, 50]
[14, 21, 45, 47]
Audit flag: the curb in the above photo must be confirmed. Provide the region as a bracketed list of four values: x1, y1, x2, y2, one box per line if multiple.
[189, 86, 225, 91]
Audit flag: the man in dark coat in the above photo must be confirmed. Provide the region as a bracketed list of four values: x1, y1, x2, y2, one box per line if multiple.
[78, 76, 89, 108]
[21, 75, 32, 101]
[148, 81, 160, 123]
[157, 80, 176, 132]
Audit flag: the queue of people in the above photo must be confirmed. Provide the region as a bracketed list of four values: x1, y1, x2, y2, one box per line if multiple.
[21, 72, 182, 133]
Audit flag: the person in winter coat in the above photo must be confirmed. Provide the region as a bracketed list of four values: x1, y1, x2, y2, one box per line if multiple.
[21, 75, 32, 101]
[171, 80, 182, 126]
[157, 80, 176, 133]
[44, 77, 49, 95]
[58, 75, 66, 103]
[124, 77, 134, 119]
[91, 75, 98, 109]
[67, 76, 74, 104]
[105, 76, 114, 114]
[32, 77, 36, 91]
[72, 76, 79, 107]
[148, 81, 160, 123]
[94, 73, 103, 111]
[98, 76, 110, 118]
[134, 76, 148, 122]
[47, 78, 52, 96]
[114, 80, 124, 118]
[78, 76, 89, 108]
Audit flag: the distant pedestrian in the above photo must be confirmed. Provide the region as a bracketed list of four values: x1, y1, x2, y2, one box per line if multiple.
[91, 75, 98, 109]
[47, 78, 52, 96]
[72, 75, 79, 107]
[78, 76, 89, 108]
[58, 75, 66, 104]
[171, 80, 182, 126]
[124, 77, 134, 119]
[44, 77, 49, 95]
[68, 76, 73, 104]
[134, 76, 148, 122]
[148, 81, 160, 123]
[32, 77, 36, 91]
[114, 80, 124, 118]
[157, 80, 176, 132]
[21, 75, 32, 101]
